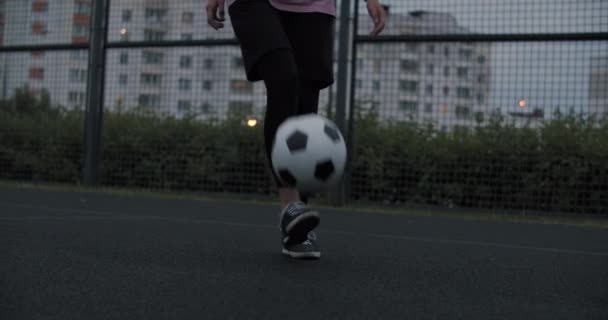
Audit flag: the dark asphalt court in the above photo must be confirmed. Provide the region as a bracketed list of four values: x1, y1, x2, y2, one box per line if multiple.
[0, 185, 607, 320]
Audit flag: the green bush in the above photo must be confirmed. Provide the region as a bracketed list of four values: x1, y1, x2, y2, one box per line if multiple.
[0, 88, 83, 183]
[349, 110, 608, 214]
[1, 90, 606, 214]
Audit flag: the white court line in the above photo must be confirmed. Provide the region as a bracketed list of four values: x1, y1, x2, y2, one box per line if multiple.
[1, 201, 607, 257]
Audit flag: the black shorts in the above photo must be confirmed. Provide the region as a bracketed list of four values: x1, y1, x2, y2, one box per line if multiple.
[228, 0, 336, 89]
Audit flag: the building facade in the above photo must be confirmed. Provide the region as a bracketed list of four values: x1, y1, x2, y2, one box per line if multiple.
[589, 56, 608, 115]
[0, 1, 493, 131]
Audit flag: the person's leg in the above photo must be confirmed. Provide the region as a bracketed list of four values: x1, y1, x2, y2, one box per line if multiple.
[295, 81, 321, 205]
[280, 10, 336, 205]
[253, 49, 303, 208]
[229, 1, 321, 253]
[228, 0, 302, 208]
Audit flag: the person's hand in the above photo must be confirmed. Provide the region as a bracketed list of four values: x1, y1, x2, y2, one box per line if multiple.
[366, 0, 387, 36]
[207, 0, 226, 30]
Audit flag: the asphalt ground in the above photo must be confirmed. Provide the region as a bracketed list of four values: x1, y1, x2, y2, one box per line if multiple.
[1, 185, 607, 319]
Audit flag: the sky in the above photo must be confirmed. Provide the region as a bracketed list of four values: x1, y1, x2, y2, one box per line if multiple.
[359, 0, 608, 112]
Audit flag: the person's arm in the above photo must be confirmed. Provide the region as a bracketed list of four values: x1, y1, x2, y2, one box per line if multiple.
[207, 0, 225, 30]
[365, 0, 387, 36]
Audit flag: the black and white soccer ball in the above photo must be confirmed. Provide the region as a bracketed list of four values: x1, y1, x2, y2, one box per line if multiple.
[271, 114, 347, 193]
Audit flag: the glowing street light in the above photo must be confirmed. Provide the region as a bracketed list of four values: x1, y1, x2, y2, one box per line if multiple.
[518, 99, 527, 108]
[246, 117, 257, 127]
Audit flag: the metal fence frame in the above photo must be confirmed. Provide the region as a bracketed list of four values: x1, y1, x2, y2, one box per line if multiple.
[1, 0, 607, 207]
[342, 0, 608, 206]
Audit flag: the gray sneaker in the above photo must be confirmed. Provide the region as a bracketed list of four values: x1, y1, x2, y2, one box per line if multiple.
[282, 231, 321, 259]
[279, 201, 320, 247]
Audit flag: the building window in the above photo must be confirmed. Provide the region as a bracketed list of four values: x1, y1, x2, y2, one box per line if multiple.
[122, 9, 132, 22]
[119, 74, 128, 85]
[443, 86, 450, 96]
[228, 101, 254, 113]
[140, 73, 162, 86]
[455, 105, 470, 119]
[478, 56, 486, 64]
[182, 12, 194, 24]
[32, 1, 48, 13]
[400, 59, 419, 73]
[357, 58, 365, 70]
[181, 33, 193, 40]
[478, 74, 486, 83]
[138, 94, 160, 108]
[232, 57, 244, 68]
[444, 46, 450, 57]
[31, 22, 47, 34]
[230, 79, 253, 93]
[179, 78, 192, 91]
[31, 51, 44, 58]
[120, 28, 129, 41]
[29, 67, 44, 80]
[457, 67, 469, 78]
[399, 80, 418, 94]
[180, 56, 192, 68]
[69, 69, 87, 83]
[70, 50, 87, 60]
[477, 94, 485, 104]
[425, 84, 433, 96]
[144, 29, 165, 41]
[427, 45, 435, 54]
[456, 87, 472, 98]
[142, 50, 163, 64]
[68, 91, 85, 105]
[204, 59, 214, 70]
[372, 80, 381, 92]
[444, 66, 450, 77]
[203, 80, 213, 91]
[200, 103, 212, 114]
[373, 59, 382, 73]
[356, 80, 363, 89]
[424, 103, 433, 113]
[74, 1, 90, 14]
[459, 49, 473, 59]
[399, 101, 418, 113]
[405, 43, 418, 52]
[145, 8, 167, 23]
[119, 52, 128, 64]
[178, 100, 192, 113]
[427, 64, 434, 75]
[73, 25, 89, 37]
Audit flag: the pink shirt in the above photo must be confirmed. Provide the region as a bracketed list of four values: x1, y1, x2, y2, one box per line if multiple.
[226, 0, 336, 16]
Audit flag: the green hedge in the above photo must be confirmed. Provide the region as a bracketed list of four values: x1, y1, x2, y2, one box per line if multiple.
[349, 110, 608, 214]
[1, 90, 606, 214]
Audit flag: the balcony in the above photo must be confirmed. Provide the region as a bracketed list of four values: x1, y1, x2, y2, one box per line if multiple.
[73, 14, 90, 26]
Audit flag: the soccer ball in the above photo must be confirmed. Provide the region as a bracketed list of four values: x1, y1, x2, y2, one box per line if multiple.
[271, 114, 347, 193]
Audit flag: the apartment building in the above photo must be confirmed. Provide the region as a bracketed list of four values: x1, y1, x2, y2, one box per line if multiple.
[0, 1, 493, 131]
[589, 56, 608, 115]
[0, 0, 90, 105]
[354, 10, 492, 130]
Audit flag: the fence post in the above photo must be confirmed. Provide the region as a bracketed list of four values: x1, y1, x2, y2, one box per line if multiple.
[344, 0, 360, 204]
[330, 0, 354, 206]
[82, 0, 108, 186]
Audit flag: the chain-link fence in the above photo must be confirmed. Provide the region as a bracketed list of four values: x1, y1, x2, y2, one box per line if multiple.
[347, 0, 608, 214]
[0, 0, 606, 214]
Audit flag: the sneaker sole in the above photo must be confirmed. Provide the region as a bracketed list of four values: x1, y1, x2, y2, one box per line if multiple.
[283, 211, 320, 246]
[282, 248, 321, 259]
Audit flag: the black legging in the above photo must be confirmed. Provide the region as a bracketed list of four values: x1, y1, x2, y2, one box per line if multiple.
[255, 48, 321, 189]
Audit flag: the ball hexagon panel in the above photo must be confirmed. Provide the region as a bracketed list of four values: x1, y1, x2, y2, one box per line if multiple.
[323, 123, 341, 142]
[314, 159, 335, 181]
[286, 130, 308, 153]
